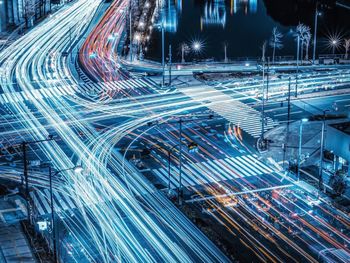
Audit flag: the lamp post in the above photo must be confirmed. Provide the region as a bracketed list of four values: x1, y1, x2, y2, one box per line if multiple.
[296, 35, 300, 97]
[129, 0, 133, 62]
[332, 40, 337, 56]
[319, 110, 329, 191]
[22, 135, 54, 222]
[224, 43, 228, 63]
[161, 22, 165, 87]
[297, 118, 308, 181]
[312, 1, 320, 64]
[192, 41, 201, 54]
[168, 44, 172, 86]
[260, 56, 266, 150]
[49, 165, 83, 263]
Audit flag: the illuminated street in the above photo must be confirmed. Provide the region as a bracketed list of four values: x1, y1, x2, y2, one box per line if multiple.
[0, 0, 349, 262]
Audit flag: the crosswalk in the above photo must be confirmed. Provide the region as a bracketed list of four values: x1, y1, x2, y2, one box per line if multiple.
[152, 154, 273, 189]
[0, 85, 77, 104]
[180, 85, 278, 138]
[0, 78, 157, 104]
[30, 188, 79, 216]
[77, 78, 156, 95]
[30, 188, 110, 216]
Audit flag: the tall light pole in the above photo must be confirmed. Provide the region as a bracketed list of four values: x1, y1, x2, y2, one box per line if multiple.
[296, 35, 300, 97]
[168, 44, 172, 86]
[161, 22, 165, 87]
[178, 119, 183, 205]
[224, 43, 228, 62]
[332, 40, 337, 56]
[297, 118, 308, 181]
[319, 110, 329, 191]
[312, 1, 320, 64]
[260, 57, 266, 150]
[129, 0, 133, 62]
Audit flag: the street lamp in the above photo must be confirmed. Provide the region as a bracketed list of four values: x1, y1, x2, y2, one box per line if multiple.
[191, 41, 202, 53]
[312, 2, 321, 64]
[319, 110, 329, 192]
[296, 34, 300, 97]
[155, 21, 166, 86]
[49, 164, 84, 263]
[297, 118, 308, 181]
[332, 40, 338, 55]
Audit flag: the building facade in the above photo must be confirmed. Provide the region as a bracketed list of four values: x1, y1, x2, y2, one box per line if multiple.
[0, 0, 52, 32]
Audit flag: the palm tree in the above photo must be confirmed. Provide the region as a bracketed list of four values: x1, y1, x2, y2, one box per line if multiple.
[344, 39, 350, 60]
[179, 43, 190, 63]
[269, 27, 283, 63]
[295, 24, 310, 63]
[303, 31, 312, 61]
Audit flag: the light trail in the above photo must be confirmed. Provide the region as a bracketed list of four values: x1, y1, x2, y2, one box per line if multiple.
[0, 0, 228, 262]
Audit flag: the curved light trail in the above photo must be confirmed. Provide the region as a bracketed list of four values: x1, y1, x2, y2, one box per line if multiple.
[0, 0, 228, 262]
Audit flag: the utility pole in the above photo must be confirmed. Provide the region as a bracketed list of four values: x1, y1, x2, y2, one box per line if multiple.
[167, 151, 172, 190]
[312, 1, 319, 64]
[296, 35, 300, 97]
[161, 22, 165, 87]
[168, 44, 172, 86]
[266, 57, 270, 101]
[22, 142, 30, 222]
[319, 110, 328, 191]
[49, 166, 58, 263]
[260, 58, 266, 148]
[129, 1, 133, 62]
[178, 119, 183, 205]
[287, 77, 291, 125]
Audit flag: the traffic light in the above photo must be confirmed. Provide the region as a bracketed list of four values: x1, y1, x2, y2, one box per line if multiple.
[187, 142, 199, 153]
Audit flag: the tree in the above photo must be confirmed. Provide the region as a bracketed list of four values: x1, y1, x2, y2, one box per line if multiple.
[303, 31, 312, 61]
[344, 39, 350, 60]
[179, 43, 190, 63]
[295, 24, 310, 63]
[261, 40, 267, 62]
[269, 27, 283, 63]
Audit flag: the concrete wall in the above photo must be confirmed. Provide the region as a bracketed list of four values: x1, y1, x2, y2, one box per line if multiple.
[325, 125, 350, 163]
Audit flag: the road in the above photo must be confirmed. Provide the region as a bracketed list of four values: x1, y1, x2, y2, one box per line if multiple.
[0, 0, 349, 262]
[0, 0, 227, 262]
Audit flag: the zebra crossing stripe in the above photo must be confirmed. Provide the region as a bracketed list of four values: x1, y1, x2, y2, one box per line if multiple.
[188, 162, 213, 183]
[246, 155, 273, 172]
[152, 155, 273, 188]
[225, 158, 252, 177]
[234, 156, 259, 176]
[214, 159, 240, 179]
[210, 159, 239, 181]
[241, 156, 269, 174]
[170, 165, 196, 187]
[180, 86, 278, 138]
[200, 161, 227, 182]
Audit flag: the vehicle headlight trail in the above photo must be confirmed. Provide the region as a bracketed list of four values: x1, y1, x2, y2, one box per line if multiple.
[0, 0, 228, 261]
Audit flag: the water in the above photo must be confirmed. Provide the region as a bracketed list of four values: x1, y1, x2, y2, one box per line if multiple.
[144, 0, 350, 62]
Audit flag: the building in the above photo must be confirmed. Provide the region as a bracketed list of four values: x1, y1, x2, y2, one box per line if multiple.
[325, 121, 350, 175]
[0, 0, 52, 32]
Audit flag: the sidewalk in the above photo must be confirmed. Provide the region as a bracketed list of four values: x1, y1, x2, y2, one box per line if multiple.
[0, 196, 37, 263]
